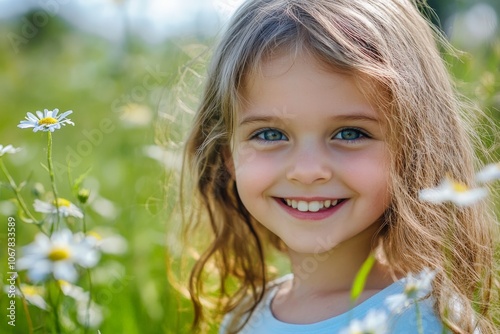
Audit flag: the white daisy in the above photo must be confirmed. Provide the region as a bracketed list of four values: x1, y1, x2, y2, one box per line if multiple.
[476, 163, 500, 184]
[18, 108, 74, 132]
[58, 280, 103, 328]
[17, 229, 100, 283]
[385, 268, 436, 314]
[58, 280, 89, 302]
[339, 309, 388, 334]
[118, 103, 152, 127]
[3, 283, 48, 310]
[21, 284, 49, 310]
[77, 301, 103, 328]
[82, 230, 128, 255]
[143, 145, 183, 171]
[0, 144, 21, 157]
[34, 198, 84, 222]
[419, 177, 488, 207]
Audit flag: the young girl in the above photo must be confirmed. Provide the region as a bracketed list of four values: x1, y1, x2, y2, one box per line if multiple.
[179, 0, 499, 333]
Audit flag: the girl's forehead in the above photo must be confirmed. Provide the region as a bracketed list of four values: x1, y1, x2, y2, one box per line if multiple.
[241, 50, 389, 109]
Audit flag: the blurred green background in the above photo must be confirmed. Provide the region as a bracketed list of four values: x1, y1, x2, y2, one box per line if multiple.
[0, 0, 498, 333]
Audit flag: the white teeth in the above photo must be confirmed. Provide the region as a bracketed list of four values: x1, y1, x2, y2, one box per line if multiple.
[308, 201, 321, 212]
[297, 201, 308, 212]
[284, 198, 341, 212]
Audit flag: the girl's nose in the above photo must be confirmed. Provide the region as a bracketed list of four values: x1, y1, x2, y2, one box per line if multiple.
[285, 144, 333, 185]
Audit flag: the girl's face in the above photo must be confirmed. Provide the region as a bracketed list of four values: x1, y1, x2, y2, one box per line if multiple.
[230, 52, 391, 254]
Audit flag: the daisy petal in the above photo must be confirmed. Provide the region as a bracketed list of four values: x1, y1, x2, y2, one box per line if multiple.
[54, 262, 78, 282]
[57, 110, 73, 120]
[476, 163, 500, 184]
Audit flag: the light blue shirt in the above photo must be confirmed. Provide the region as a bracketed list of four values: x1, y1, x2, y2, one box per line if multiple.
[220, 274, 446, 333]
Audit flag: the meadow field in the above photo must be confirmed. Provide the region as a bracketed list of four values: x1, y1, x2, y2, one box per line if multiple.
[0, 2, 498, 333]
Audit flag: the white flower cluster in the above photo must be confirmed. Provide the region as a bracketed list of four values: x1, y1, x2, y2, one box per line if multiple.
[385, 268, 436, 314]
[341, 163, 500, 333]
[1, 108, 128, 332]
[340, 268, 436, 334]
[340, 309, 388, 334]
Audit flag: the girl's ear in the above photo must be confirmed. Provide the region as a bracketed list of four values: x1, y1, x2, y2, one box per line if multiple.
[223, 147, 235, 179]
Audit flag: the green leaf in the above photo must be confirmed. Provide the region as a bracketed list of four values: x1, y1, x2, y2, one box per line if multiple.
[350, 253, 376, 303]
[18, 180, 27, 191]
[71, 166, 92, 194]
[40, 162, 49, 173]
[18, 208, 35, 224]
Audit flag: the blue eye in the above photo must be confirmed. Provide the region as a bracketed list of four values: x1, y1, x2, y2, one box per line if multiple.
[252, 128, 288, 141]
[333, 128, 366, 141]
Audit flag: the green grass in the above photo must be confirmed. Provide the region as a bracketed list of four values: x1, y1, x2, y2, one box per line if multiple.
[0, 15, 201, 333]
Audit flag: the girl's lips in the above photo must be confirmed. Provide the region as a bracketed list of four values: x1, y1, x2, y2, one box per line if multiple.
[274, 197, 347, 221]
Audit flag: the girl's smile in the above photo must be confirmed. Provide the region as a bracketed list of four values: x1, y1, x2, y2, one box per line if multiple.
[230, 51, 392, 254]
[275, 196, 347, 221]
[280, 197, 344, 212]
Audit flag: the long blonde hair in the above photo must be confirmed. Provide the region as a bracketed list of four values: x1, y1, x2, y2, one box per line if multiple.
[181, 0, 499, 332]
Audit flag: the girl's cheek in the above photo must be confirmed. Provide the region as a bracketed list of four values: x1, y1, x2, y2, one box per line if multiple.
[232, 142, 258, 166]
[233, 149, 279, 179]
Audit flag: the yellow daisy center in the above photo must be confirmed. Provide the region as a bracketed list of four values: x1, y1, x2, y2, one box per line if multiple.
[53, 198, 71, 207]
[38, 117, 58, 125]
[404, 284, 418, 299]
[451, 181, 469, 193]
[88, 231, 102, 240]
[22, 285, 43, 297]
[48, 247, 71, 261]
[57, 280, 70, 288]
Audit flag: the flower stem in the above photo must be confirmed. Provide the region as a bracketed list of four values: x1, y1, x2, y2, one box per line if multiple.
[16, 277, 34, 334]
[82, 206, 87, 234]
[48, 281, 62, 334]
[0, 159, 43, 231]
[84, 269, 93, 334]
[415, 300, 424, 334]
[47, 132, 60, 235]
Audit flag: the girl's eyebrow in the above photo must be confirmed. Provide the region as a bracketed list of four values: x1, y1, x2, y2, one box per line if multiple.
[331, 113, 380, 123]
[238, 115, 282, 126]
[238, 112, 379, 126]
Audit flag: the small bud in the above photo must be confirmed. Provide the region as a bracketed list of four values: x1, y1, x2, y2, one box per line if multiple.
[77, 189, 90, 204]
[32, 182, 45, 198]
